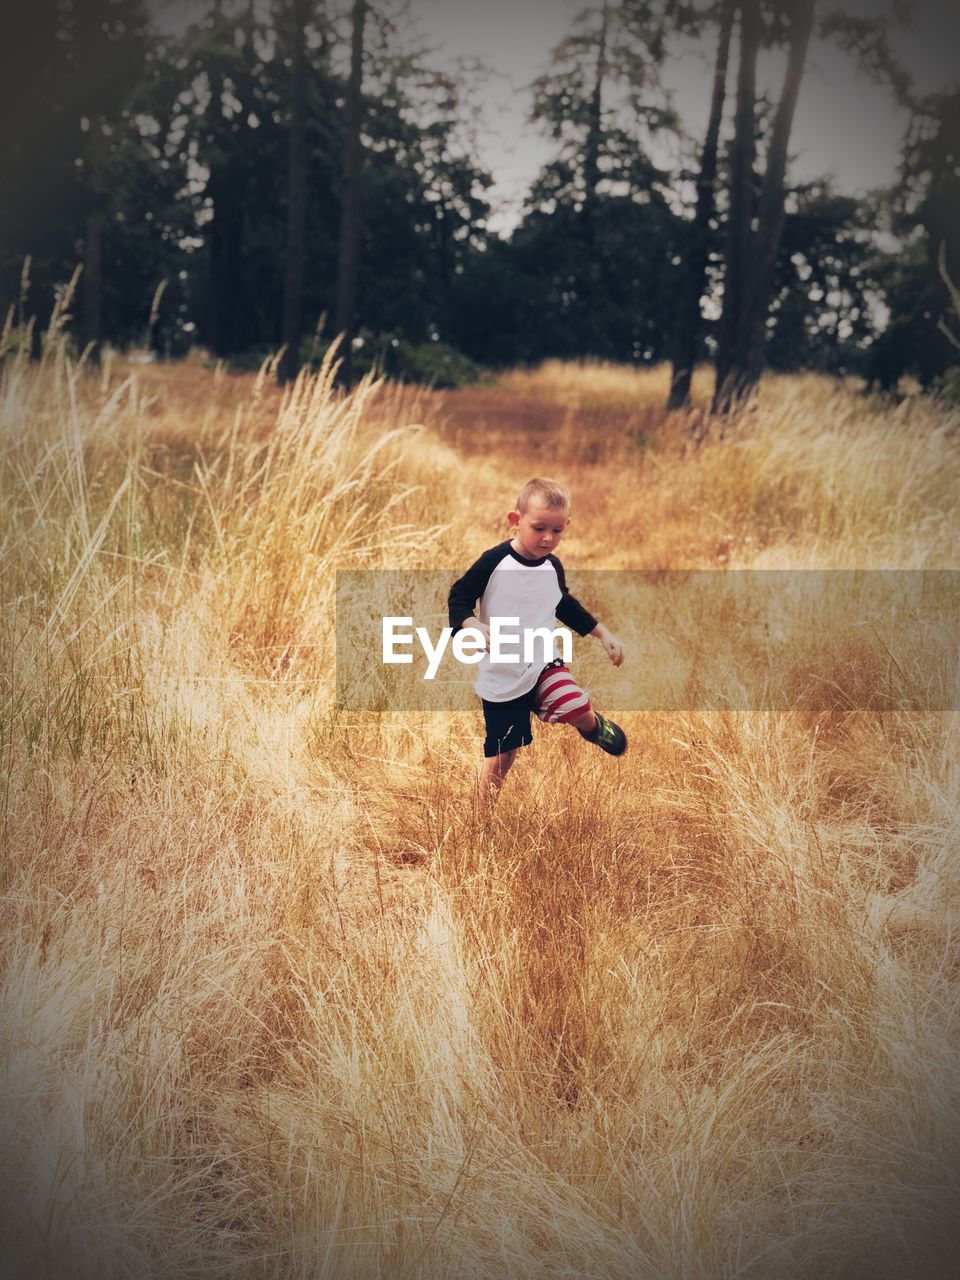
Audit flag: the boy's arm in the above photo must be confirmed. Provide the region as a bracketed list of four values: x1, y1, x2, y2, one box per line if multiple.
[551, 556, 624, 666]
[448, 573, 479, 633]
[448, 545, 508, 633]
[551, 556, 598, 636]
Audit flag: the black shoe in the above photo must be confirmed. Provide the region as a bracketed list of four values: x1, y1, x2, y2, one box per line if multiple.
[579, 712, 627, 756]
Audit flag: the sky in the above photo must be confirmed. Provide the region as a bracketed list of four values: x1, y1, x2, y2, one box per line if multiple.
[406, 0, 960, 230]
[155, 0, 960, 232]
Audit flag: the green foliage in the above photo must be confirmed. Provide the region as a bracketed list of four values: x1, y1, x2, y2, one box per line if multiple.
[865, 87, 960, 391]
[475, 0, 688, 367]
[221, 332, 481, 389]
[380, 338, 482, 389]
[931, 238, 960, 406]
[765, 181, 882, 374]
[2, 0, 492, 363]
[167, 3, 492, 359]
[456, 194, 686, 367]
[526, 1, 680, 222]
[303, 331, 481, 388]
[933, 366, 960, 404]
[0, 1, 174, 340]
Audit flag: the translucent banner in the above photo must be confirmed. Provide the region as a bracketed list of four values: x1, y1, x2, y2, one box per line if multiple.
[335, 570, 960, 712]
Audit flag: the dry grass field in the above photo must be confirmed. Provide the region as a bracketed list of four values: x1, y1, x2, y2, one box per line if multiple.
[2, 332, 959, 1278]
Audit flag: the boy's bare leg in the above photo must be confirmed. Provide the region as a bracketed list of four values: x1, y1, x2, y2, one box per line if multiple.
[569, 709, 598, 734]
[476, 749, 517, 810]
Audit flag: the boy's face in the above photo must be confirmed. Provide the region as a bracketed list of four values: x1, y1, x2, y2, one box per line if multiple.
[508, 501, 571, 560]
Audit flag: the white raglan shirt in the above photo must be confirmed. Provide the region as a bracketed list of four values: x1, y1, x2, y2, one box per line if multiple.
[447, 542, 597, 701]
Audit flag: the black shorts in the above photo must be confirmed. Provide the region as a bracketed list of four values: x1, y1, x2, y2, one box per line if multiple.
[481, 688, 537, 758]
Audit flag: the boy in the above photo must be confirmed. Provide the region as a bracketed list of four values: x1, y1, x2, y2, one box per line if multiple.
[448, 478, 627, 806]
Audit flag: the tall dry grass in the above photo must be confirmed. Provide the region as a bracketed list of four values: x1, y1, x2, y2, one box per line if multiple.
[2, 341, 959, 1278]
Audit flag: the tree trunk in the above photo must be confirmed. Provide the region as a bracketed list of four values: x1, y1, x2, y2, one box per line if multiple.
[712, 0, 761, 413]
[580, 0, 610, 350]
[667, 0, 734, 410]
[334, 0, 367, 389]
[278, 0, 309, 385]
[206, 0, 228, 356]
[82, 113, 108, 364]
[728, 0, 817, 404]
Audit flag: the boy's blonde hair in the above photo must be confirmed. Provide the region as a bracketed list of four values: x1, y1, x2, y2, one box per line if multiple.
[515, 477, 572, 513]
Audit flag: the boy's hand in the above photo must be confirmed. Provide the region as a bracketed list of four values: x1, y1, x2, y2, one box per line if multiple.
[602, 634, 624, 666]
[592, 623, 624, 667]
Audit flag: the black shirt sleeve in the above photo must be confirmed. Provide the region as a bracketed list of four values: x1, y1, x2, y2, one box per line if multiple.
[448, 543, 511, 632]
[550, 556, 598, 636]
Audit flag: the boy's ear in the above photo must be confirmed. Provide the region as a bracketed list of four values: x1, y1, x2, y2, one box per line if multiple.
[507, 509, 520, 528]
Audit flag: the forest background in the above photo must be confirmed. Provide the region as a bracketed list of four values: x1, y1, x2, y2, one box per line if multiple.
[2, 0, 959, 404]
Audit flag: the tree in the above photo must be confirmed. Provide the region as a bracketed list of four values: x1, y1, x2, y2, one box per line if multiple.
[719, 0, 817, 408]
[1, 0, 490, 367]
[527, 0, 680, 355]
[330, 9, 492, 368]
[667, 0, 735, 409]
[709, 0, 921, 411]
[184, 2, 282, 356]
[861, 88, 960, 393]
[278, 0, 310, 385]
[765, 182, 881, 374]
[711, 0, 762, 410]
[398, 62, 492, 338]
[334, 0, 368, 387]
[1, 3, 74, 333]
[0, 0, 159, 354]
[580, 0, 611, 321]
[176, 1, 335, 359]
[454, 184, 684, 368]
[164, 0, 487, 365]
[74, 2, 154, 361]
[938, 242, 960, 355]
